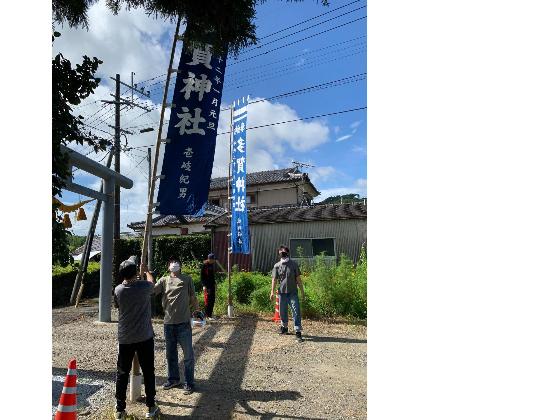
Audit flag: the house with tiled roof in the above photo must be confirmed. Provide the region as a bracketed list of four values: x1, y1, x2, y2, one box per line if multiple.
[127, 167, 320, 236]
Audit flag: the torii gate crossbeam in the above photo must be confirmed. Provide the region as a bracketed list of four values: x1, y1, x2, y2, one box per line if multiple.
[60, 145, 133, 322]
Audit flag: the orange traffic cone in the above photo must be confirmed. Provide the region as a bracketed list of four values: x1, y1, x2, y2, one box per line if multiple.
[54, 359, 77, 420]
[272, 292, 280, 322]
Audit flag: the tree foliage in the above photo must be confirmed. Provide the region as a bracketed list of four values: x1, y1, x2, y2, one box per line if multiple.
[52, 31, 107, 266]
[317, 193, 364, 205]
[53, 0, 329, 55]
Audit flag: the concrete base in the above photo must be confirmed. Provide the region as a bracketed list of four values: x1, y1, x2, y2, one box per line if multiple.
[128, 374, 142, 402]
[227, 304, 234, 318]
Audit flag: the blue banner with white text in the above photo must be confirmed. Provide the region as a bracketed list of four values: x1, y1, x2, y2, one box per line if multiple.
[156, 43, 227, 215]
[230, 97, 250, 254]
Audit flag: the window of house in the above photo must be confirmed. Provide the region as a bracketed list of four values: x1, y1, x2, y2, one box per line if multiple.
[246, 194, 255, 204]
[289, 238, 336, 257]
[180, 227, 189, 235]
[209, 198, 220, 206]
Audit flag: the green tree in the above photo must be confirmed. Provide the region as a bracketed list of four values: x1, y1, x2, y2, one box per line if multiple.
[52, 31, 106, 266]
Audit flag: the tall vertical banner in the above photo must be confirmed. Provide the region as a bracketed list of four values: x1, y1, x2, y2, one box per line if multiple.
[230, 97, 250, 254]
[156, 43, 227, 215]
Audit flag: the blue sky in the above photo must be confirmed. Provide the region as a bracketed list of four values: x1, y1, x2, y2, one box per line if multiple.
[54, 0, 366, 234]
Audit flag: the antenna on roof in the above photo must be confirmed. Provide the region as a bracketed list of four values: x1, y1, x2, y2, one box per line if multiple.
[291, 160, 314, 172]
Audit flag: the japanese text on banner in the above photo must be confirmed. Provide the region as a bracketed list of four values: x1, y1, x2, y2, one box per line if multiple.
[156, 44, 227, 216]
[230, 97, 250, 254]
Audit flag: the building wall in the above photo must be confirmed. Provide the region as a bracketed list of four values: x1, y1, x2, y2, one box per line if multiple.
[208, 181, 312, 208]
[214, 218, 367, 273]
[146, 223, 208, 236]
[211, 230, 252, 272]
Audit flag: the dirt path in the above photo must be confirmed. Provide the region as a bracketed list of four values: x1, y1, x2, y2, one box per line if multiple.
[52, 303, 367, 419]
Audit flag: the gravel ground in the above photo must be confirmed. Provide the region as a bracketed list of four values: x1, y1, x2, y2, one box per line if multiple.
[53, 301, 367, 419]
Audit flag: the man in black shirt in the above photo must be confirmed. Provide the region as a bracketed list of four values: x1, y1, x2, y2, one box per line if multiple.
[201, 253, 218, 320]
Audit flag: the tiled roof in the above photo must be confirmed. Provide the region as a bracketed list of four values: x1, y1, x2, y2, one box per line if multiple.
[209, 167, 314, 191]
[128, 204, 226, 230]
[72, 235, 102, 256]
[205, 202, 367, 227]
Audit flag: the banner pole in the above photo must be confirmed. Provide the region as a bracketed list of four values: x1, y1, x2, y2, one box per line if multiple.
[130, 16, 182, 403]
[227, 104, 234, 318]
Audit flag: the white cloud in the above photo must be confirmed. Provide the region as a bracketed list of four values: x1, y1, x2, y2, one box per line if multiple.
[350, 120, 362, 130]
[308, 166, 337, 183]
[352, 145, 366, 154]
[336, 134, 352, 142]
[53, 2, 173, 83]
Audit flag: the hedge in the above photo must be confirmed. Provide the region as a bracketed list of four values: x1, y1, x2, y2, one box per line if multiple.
[52, 262, 100, 307]
[112, 234, 211, 286]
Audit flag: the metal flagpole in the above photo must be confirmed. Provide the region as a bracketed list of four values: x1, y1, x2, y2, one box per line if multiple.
[227, 104, 234, 318]
[130, 16, 182, 402]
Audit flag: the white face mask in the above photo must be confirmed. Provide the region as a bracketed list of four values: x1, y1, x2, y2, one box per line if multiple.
[169, 262, 181, 273]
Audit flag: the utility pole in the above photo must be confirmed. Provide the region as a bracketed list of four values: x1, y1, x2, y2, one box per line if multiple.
[102, 74, 152, 241]
[114, 74, 121, 239]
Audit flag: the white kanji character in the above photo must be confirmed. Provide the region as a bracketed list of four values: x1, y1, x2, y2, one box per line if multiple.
[237, 218, 241, 224]
[180, 72, 212, 102]
[240, 121, 245, 132]
[178, 188, 188, 198]
[238, 238, 243, 245]
[183, 147, 193, 158]
[235, 177, 246, 192]
[233, 124, 241, 135]
[234, 196, 246, 212]
[207, 122, 216, 131]
[236, 138, 245, 154]
[209, 109, 217, 119]
[211, 98, 218, 107]
[179, 174, 190, 184]
[214, 75, 221, 85]
[175, 107, 206, 135]
[188, 45, 213, 69]
[236, 157, 245, 173]
[217, 56, 223, 64]
[181, 161, 192, 171]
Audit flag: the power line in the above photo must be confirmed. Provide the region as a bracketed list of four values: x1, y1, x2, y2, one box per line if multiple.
[128, 105, 366, 149]
[123, 73, 366, 131]
[226, 35, 366, 78]
[224, 46, 366, 90]
[241, 5, 366, 54]
[231, 15, 366, 66]
[256, 0, 363, 41]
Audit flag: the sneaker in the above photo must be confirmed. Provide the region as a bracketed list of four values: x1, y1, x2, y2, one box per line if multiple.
[295, 331, 303, 342]
[145, 404, 160, 418]
[114, 410, 126, 419]
[162, 380, 181, 390]
[279, 326, 288, 335]
[183, 383, 195, 395]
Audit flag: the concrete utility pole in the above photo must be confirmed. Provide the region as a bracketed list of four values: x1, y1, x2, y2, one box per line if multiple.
[147, 147, 153, 271]
[102, 73, 152, 241]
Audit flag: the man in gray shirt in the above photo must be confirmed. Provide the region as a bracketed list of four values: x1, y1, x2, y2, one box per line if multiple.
[270, 245, 305, 342]
[113, 257, 159, 419]
[149, 256, 200, 395]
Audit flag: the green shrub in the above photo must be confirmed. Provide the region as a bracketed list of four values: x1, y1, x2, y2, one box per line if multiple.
[52, 262, 101, 307]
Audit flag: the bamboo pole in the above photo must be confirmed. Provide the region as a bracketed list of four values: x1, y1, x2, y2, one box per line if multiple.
[227, 105, 234, 317]
[130, 16, 182, 402]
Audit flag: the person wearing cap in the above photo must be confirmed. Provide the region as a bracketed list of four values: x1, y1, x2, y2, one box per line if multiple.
[270, 245, 305, 342]
[201, 253, 218, 320]
[113, 256, 160, 419]
[149, 256, 200, 395]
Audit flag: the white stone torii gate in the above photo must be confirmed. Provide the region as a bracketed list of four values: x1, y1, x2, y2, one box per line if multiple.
[60, 145, 133, 322]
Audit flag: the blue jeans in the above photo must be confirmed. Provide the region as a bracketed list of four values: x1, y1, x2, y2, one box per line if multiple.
[279, 292, 302, 332]
[164, 322, 194, 386]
